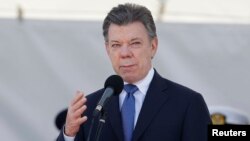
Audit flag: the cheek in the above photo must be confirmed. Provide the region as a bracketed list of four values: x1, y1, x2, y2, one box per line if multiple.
[109, 54, 119, 67]
[139, 51, 151, 64]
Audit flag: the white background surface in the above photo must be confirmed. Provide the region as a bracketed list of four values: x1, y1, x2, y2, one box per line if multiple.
[0, 0, 250, 140]
[1, 19, 249, 141]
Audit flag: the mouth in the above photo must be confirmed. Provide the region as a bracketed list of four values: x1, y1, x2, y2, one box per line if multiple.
[120, 64, 136, 70]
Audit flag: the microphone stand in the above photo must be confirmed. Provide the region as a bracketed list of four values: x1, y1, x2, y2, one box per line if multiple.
[86, 108, 107, 141]
[86, 114, 95, 141]
[94, 109, 107, 141]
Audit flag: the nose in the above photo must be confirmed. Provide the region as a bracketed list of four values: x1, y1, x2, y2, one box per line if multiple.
[120, 46, 132, 58]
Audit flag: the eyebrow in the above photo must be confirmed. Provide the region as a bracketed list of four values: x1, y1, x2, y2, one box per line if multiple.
[109, 37, 142, 43]
[131, 37, 142, 42]
[110, 40, 120, 43]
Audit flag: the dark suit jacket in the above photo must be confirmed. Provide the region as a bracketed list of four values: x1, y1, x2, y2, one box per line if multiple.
[57, 70, 211, 141]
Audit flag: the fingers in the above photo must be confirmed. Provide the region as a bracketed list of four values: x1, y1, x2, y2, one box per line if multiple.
[74, 105, 87, 117]
[74, 97, 87, 111]
[70, 91, 87, 112]
[65, 91, 88, 137]
[71, 91, 84, 106]
[77, 116, 88, 125]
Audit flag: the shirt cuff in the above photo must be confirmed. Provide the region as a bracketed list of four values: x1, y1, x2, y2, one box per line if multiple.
[63, 126, 75, 141]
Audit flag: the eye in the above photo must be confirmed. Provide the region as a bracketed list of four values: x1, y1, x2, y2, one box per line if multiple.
[111, 43, 121, 48]
[133, 42, 140, 45]
[130, 42, 141, 48]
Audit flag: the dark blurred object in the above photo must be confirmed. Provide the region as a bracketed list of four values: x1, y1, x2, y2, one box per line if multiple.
[55, 108, 68, 130]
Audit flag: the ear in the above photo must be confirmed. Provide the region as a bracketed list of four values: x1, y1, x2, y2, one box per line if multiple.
[150, 37, 158, 59]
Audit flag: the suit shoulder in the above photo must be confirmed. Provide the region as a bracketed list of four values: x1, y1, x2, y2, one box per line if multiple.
[154, 70, 201, 98]
[162, 77, 202, 98]
[160, 77, 208, 111]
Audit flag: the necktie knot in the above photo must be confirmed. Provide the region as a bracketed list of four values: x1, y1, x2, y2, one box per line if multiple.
[124, 84, 138, 96]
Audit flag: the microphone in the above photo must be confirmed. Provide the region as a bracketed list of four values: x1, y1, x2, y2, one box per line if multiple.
[93, 75, 124, 116]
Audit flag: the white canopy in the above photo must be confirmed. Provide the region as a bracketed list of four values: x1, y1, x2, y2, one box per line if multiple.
[0, 0, 250, 23]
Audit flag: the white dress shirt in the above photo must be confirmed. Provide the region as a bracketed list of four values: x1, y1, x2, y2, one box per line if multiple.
[64, 68, 154, 141]
[119, 67, 154, 127]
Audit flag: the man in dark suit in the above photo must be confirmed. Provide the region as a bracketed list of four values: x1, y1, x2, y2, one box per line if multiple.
[57, 3, 211, 141]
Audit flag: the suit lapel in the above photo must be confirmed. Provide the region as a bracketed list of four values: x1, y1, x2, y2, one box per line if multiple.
[106, 95, 124, 141]
[132, 71, 169, 141]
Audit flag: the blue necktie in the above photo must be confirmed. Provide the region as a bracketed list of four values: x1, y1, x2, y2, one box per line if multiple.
[121, 84, 138, 141]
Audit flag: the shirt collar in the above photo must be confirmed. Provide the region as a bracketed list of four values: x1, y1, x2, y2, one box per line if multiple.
[124, 67, 154, 95]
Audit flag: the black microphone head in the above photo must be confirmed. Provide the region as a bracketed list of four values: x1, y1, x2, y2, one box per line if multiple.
[104, 75, 124, 95]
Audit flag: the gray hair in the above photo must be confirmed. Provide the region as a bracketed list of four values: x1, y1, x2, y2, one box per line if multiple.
[102, 3, 157, 42]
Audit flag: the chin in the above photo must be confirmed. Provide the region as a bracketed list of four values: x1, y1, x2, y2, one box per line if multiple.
[121, 74, 138, 83]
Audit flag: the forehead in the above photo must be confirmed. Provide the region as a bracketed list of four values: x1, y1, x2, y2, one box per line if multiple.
[107, 22, 148, 41]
